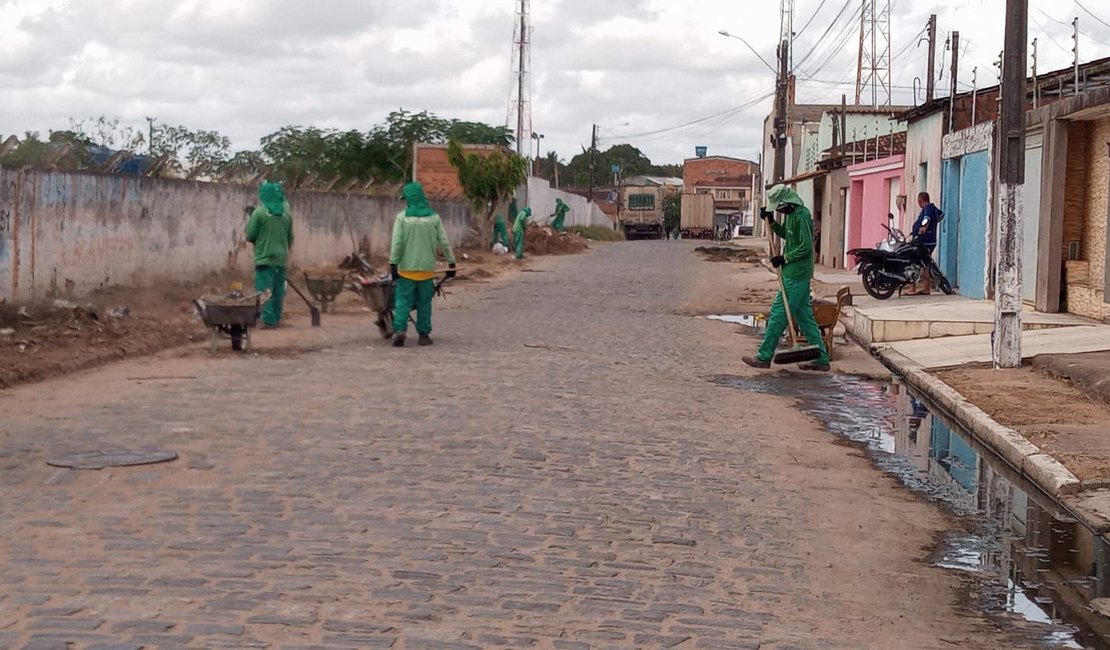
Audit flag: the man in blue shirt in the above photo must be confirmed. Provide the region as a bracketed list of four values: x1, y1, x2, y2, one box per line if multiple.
[906, 192, 941, 295]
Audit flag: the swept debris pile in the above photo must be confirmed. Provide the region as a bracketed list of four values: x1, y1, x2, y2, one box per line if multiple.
[525, 227, 590, 255]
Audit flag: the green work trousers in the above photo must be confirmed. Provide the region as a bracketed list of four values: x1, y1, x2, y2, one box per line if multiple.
[513, 230, 525, 260]
[551, 215, 566, 232]
[757, 275, 830, 365]
[392, 277, 435, 335]
[254, 265, 286, 327]
[492, 221, 510, 248]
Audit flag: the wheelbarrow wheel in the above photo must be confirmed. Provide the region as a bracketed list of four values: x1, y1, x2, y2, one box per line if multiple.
[230, 325, 245, 351]
[377, 309, 394, 339]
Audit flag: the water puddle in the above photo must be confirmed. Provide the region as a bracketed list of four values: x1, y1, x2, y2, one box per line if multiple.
[713, 373, 1109, 649]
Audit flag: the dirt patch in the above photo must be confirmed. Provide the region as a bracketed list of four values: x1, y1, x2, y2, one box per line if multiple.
[525, 227, 590, 255]
[939, 366, 1110, 481]
[694, 245, 763, 264]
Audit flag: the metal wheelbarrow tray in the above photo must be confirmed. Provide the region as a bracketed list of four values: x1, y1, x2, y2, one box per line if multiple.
[194, 291, 268, 353]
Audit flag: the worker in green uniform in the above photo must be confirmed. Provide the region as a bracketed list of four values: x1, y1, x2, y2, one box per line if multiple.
[741, 185, 830, 372]
[389, 182, 456, 347]
[551, 198, 569, 232]
[512, 207, 531, 260]
[491, 213, 510, 249]
[245, 182, 293, 328]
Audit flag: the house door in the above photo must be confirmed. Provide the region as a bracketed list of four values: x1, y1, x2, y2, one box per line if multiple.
[939, 159, 962, 283]
[1023, 132, 1044, 303]
[955, 152, 991, 299]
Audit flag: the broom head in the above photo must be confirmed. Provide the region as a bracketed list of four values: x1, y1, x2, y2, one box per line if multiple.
[773, 343, 821, 365]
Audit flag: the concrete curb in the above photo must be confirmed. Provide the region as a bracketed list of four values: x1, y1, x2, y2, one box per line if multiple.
[878, 349, 1082, 497]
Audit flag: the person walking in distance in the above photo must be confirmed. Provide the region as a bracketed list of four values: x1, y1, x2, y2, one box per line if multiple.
[389, 182, 457, 348]
[741, 184, 830, 372]
[245, 182, 293, 329]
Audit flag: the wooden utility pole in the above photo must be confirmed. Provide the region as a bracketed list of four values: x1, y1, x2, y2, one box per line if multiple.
[773, 41, 789, 183]
[586, 122, 594, 200]
[994, 0, 1028, 369]
[926, 14, 937, 102]
[949, 31, 959, 131]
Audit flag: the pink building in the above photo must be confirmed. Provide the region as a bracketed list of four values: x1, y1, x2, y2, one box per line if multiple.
[845, 155, 906, 260]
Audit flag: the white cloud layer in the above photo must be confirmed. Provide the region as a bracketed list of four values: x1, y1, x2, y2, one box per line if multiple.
[1, 0, 1109, 164]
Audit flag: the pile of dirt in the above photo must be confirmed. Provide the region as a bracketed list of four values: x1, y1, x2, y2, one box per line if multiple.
[525, 227, 590, 255]
[695, 246, 763, 264]
[301, 263, 348, 279]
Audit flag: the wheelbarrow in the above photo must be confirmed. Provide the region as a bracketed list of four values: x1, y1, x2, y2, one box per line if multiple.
[303, 272, 346, 313]
[194, 291, 268, 353]
[349, 273, 450, 339]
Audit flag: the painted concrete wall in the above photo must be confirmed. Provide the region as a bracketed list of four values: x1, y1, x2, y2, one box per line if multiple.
[903, 112, 945, 231]
[524, 177, 612, 229]
[0, 169, 473, 303]
[846, 155, 906, 255]
[819, 168, 850, 269]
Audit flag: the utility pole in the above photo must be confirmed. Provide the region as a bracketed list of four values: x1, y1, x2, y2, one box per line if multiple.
[926, 14, 937, 102]
[949, 31, 959, 132]
[587, 124, 598, 204]
[773, 41, 789, 183]
[1072, 17, 1080, 95]
[995, 0, 1028, 369]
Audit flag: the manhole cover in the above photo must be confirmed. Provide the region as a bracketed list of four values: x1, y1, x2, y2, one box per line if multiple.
[46, 450, 178, 470]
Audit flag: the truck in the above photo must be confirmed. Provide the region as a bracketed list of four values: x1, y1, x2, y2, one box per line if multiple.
[619, 186, 665, 240]
[680, 192, 714, 239]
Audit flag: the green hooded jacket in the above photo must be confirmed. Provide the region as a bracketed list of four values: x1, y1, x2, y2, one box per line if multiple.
[390, 182, 456, 271]
[246, 182, 293, 267]
[513, 207, 531, 234]
[766, 184, 814, 281]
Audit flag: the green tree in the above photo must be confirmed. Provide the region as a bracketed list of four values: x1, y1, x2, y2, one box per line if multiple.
[663, 193, 682, 233]
[69, 116, 145, 151]
[0, 131, 92, 170]
[150, 123, 232, 175]
[447, 139, 527, 241]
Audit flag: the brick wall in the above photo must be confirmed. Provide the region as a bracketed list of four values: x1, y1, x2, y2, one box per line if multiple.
[683, 157, 756, 189]
[1062, 118, 1110, 320]
[413, 144, 508, 201]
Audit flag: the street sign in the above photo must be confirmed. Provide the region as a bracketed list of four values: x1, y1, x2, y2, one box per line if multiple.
[610, 163, 621, 174]
[695, 146, 707, 158]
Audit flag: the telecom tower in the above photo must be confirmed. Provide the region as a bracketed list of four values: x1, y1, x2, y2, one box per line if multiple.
[507, 0, 532, 157]
[780, 0, 794, 73]
[855, 0, 892, 106]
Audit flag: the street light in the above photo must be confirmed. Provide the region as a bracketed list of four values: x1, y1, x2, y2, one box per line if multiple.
[718, 30, 777, 75]
[531, 132, 544, 177]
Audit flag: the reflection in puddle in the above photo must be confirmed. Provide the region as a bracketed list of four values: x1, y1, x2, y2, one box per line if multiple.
[705, 314, 770, 338]
[712, 373, 1108, 649]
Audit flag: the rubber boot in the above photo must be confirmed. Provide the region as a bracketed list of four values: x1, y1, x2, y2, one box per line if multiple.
[393, 334, 406, 348]
[418, 334, 433, 347]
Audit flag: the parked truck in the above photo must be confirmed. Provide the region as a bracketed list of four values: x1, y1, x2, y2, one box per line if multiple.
[681, 192, 714, 239]
[619, 186, 665, 240]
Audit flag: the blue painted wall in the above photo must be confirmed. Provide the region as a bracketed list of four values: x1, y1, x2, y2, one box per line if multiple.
[939, 159, 961, 283]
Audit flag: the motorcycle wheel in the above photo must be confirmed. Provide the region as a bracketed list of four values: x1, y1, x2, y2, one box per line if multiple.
[862, 264, 899, 300]
[936, 275, 954, 295]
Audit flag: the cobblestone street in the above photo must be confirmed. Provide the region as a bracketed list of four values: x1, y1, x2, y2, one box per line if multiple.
[0, 242, 1038, 649]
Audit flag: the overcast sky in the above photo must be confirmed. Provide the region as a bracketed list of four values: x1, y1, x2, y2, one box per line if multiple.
[2, 0, 1110, 166]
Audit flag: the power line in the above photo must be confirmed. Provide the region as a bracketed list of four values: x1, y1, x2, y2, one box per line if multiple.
[1030, 15, 1073, 54]
[795, 0, 857, 70]
[795, 0, 830, 40]
[1076, 0, 1110, 30]
[602, 91, 775, 142]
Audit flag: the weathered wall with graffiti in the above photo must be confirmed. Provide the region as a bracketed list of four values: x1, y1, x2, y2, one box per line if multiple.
[0, 169, 473, 302]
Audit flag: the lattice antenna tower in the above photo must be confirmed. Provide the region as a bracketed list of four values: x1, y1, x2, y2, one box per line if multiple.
[855, 0, 892, 106]
[507, 0, 532, 157]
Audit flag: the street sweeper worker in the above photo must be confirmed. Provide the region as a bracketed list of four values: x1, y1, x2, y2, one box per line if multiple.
[551, 198, 569, 232]
[741, 184, 830, 372]
[491, 212, 510, 250]
[389, 182, 456, 348]
[245, 181, 293, 329]
[512, 207, 531, 260]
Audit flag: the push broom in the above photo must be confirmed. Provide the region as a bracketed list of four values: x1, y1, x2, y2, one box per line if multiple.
[765, 213, 821, 365]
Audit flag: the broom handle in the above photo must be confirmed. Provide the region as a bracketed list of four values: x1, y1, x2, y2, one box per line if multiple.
[768, 222, 802, 347]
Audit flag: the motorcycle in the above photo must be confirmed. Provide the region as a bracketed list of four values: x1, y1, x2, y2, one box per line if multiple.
[848, 223, 954, 300]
